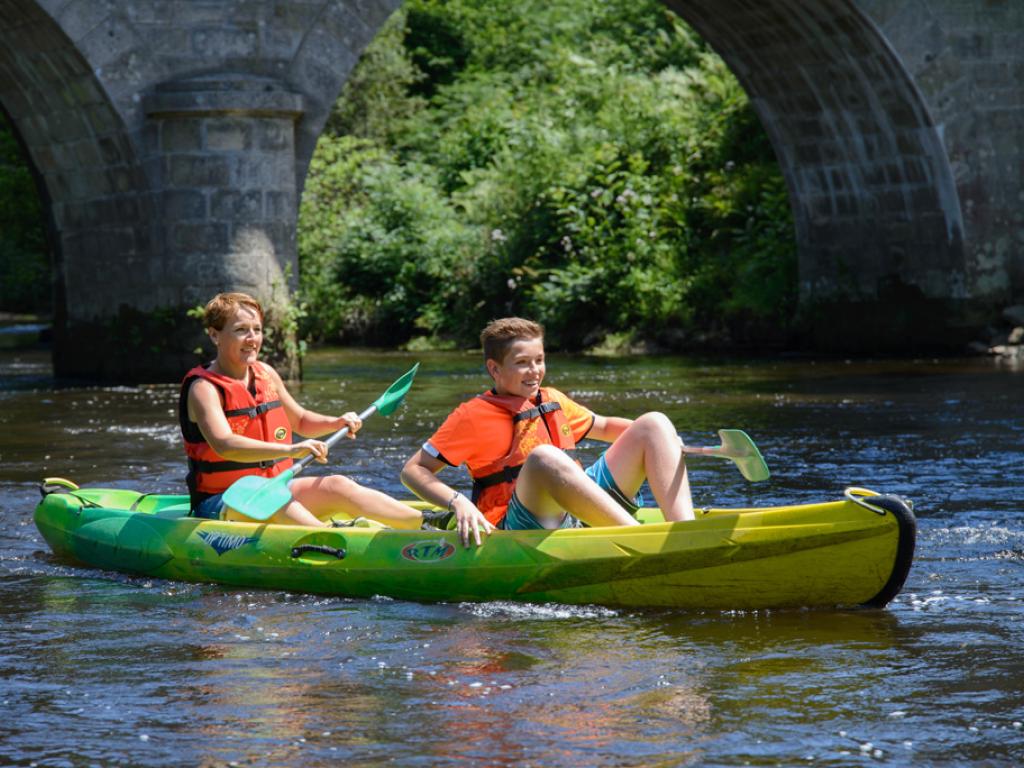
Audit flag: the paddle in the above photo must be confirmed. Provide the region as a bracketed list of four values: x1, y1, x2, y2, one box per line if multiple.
[682, 429, 770, 482]
[222, 363, 420, 520]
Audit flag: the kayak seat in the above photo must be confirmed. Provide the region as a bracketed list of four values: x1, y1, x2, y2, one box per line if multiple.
[154, 503, 193, 519]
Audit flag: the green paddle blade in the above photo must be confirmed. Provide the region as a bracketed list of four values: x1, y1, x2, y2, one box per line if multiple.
[373, 363, 419, 416]
[717, 429, 770, 482]
[222, 467, 297, 521]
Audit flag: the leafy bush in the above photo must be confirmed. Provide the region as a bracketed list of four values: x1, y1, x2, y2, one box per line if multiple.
[300, 0, 797, 351]
[298, 135, 479, 345]
[325, 10, 427, 144]
[0, 115, 49, 314]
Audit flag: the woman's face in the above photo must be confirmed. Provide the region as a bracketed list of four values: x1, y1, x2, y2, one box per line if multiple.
[209, 305, 262, 371]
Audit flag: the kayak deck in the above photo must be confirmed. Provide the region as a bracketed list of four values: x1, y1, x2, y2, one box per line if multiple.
[33, 487, 916, 610]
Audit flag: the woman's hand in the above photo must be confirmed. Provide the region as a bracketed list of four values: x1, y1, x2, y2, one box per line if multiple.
[291, 439, 328, 463]
[337, 411, 362, 438]
[452, 493, 495, 548]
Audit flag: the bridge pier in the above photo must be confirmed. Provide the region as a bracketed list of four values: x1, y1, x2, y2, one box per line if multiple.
[143, 76, 305, 379]
[50, 76, 306, 381]
[1, 0, 391, 382]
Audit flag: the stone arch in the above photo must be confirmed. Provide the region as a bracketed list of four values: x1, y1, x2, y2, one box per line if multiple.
[0, 0, 402, 379]
[0, 0, 1006, 378]
[292, 0, 975, 347]
[665, 0, 969, 347]
[286, 0, 400, 189]
[0, 0, 156, 375]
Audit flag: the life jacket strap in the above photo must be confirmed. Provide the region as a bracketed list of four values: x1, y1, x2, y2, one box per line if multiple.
[187, 456, 290, 474]
[472, 463, 523, 490]
[512, 400, 561, 424]
[223, 399, 283, 419]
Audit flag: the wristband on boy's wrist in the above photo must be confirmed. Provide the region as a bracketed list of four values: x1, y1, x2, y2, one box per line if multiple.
[446, 490, 462, 513]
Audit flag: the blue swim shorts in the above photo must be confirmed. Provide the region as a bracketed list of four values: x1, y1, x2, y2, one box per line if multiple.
[502, 491, 579, 531]
[192, 493, 226, 520]
[500, 452, 644, 530]
[584, 452, 645, 514]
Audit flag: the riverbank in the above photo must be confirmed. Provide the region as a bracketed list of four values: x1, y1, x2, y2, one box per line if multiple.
[968, 304, 1024, 363]
[0, 312, 50, 350]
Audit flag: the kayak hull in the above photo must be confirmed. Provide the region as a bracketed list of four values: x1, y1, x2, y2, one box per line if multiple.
[33, 488, 915, 610]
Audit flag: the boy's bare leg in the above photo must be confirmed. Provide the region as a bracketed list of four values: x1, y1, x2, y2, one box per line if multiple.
[291, 475, 422, 529]
[514, 445, 640, 527]
[603, 412, 694, 522]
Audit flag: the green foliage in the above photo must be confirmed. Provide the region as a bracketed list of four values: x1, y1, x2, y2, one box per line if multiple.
[527, 146, 686, 347]
[0, 113, 49, 314]
[404, 3, 471, 96]
[261, 266, 309, 372]
[325, 10, 427, 143]
[298, 135, 479, 345]
[299, 0, 797, 351]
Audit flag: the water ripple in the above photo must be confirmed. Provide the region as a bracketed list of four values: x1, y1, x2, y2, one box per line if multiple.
[2, 350, 1023, 766]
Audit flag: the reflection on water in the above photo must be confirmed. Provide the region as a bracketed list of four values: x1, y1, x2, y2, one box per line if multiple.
[2, 347, 1023, 765]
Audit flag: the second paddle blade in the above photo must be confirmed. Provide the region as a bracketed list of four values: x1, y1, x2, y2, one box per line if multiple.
[374, 363, 419, 417]
[718, 429, 770, 482]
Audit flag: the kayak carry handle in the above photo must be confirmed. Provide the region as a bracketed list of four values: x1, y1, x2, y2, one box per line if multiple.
[290, 544, 346, 560]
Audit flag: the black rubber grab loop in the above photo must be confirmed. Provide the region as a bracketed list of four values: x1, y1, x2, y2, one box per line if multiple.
[858, 494, 917, 608]
[290, 544, 346, 560]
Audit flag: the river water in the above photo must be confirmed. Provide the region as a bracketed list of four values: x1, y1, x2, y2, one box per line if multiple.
[1, 347, 1022, 766]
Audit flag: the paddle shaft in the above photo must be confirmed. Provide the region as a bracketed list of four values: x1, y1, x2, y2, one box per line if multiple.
[293, 404, 379, 475]
[682, 445, 724, 457]
[678, 429, 769, 482]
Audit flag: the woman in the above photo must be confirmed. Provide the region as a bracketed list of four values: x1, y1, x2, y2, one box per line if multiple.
[180, 292, 422, 528]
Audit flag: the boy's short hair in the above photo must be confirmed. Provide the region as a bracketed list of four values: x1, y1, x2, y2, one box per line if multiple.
[204, 292, 264, 330]
[480, 317, 544, 363]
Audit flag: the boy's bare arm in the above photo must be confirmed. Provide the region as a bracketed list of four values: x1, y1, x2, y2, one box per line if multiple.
[401, 450, 457, 506]
[402, 449, 494, 546]
[586, 414, 634, 443]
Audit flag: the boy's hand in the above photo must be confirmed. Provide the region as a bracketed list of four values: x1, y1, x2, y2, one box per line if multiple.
[452, 494, 494, 547]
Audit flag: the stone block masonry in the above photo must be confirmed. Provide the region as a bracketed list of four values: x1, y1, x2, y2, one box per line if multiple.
[666, 0, 1023, 349]
[0, 0, 397, 380]
[0, 0, 1021, 376]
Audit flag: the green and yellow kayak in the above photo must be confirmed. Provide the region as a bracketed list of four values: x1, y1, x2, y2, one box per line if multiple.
[33, 483, 915, 610]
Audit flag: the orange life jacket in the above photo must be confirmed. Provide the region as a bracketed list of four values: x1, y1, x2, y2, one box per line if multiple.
[179, 362, 293, 499]
[470, 388, 578, 526]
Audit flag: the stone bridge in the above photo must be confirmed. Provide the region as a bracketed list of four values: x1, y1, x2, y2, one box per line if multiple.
[1, 0, 1021, 380]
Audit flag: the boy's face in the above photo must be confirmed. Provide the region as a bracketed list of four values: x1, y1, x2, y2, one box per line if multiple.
[487, 337, 545, 398]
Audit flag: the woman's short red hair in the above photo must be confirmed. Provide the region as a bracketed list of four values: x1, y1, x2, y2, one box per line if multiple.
[203, 292, 263, 330]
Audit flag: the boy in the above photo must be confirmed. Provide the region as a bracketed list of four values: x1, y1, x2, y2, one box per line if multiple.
[401, 317, 694, 546]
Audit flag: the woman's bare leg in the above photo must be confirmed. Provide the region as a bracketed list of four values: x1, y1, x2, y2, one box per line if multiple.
[223, 498, 326, 527]
[290, 474, 422, 529]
